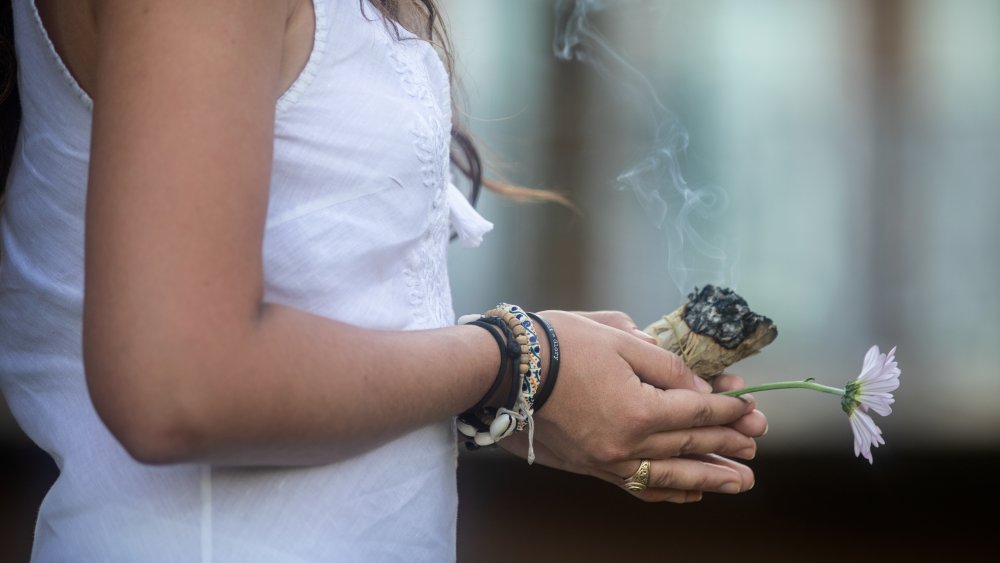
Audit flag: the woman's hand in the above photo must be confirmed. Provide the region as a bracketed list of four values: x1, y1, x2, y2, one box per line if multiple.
[500, 310, 767, 503]
[570, 310, 659, 345]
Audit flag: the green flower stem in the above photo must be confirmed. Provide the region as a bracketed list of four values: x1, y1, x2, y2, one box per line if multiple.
[720, 380, 845, 397]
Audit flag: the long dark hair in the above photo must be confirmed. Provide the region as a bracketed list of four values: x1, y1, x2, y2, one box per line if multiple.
[366, 0, 570, 206]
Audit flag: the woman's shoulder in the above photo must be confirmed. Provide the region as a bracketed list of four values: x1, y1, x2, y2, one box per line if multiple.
[30, 0, 314, 104]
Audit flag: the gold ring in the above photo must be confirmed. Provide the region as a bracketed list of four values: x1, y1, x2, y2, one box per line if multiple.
[624, 459, 652, 492]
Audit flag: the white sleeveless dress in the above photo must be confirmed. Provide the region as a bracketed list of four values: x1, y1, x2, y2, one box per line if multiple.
[0, 0, 492, 560]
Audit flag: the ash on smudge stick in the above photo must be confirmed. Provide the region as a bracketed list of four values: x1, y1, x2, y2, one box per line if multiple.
[644, 285, 777, 378]
[682, 285, 775, 350]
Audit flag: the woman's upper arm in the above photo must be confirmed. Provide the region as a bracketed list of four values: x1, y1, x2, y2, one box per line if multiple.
[83, 0, 289, 436]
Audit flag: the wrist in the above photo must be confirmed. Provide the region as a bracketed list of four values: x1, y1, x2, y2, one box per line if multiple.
[480, 316, 553, 411]
[457, 323, 508, 411]
[456, 303, 545, 460]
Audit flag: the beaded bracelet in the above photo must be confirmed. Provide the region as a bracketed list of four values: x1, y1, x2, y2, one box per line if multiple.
[457, 304, 543, 463]
[527, 312, 560, 413]
[483, 304, 542, 417]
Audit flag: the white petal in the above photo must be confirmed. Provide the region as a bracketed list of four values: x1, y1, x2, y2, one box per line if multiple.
[849, 413, 869, 459]
[869, 348, 901, 384]
[863, 378, 900, 393]
[864, 400, 893, 417]
[861, 390, 895, 400]
[862, 345, 880, 374]
[850, 415, 863, 456]
[874, 432, 885, 447]
[859, 395, 896, 410]
[867, 364, 901, 386]
[858, 409, 884, 441]
[857, 349, 881, 382]
[849, 410, 882, 464]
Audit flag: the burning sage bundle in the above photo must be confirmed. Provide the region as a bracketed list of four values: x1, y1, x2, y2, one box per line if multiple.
[644, 285, 778, 379]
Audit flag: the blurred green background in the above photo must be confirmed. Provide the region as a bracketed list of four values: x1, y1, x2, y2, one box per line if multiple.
[3, 0, 998, 560]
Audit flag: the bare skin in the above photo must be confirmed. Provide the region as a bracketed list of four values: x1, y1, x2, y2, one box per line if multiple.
[502, 313, 763, 502]
[42, 0, 766, 500]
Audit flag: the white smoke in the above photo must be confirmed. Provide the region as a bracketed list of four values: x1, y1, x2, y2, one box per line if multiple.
[554, 0, 736, 293]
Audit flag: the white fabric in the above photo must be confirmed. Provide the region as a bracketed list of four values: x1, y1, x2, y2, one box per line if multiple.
[0, 0, 492, 561]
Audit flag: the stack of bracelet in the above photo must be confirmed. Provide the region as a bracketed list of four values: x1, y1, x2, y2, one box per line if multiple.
[457, 304, 561, 465]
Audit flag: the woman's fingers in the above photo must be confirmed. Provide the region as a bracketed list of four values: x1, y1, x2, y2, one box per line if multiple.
[501, 310, 764, 503]
[570, 310, 658, 345]
[632, 488, 703, 504]
[648, 388, 756, 431]
[542, 309, 710, 393]
[684, 453, 756, 491]
[730, 408, 768, 438]
[712, 373, 769, 437]
[618, 336, 713, 393]
[711, 372, 747, 392]
[559, 309, 710, 394]
[634, 426, 757, 460]
[603, 456, 751, 495]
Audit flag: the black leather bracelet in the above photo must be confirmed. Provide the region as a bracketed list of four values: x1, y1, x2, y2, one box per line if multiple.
[527, 312, 560, 413]
[459, 317, 522, 435]
[464, 320, 508, 417]
[476, 316, 522, 411]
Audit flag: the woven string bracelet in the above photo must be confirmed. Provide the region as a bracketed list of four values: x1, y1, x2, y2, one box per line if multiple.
[483, 304, 542, 413]
[483, 303, 542, 463]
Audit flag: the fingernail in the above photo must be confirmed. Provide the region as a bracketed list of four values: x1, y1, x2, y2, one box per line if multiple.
[762, 423, 769, 436]
[722, 482, 741, 494]
[636, 330, 657, 344]
[694, 376, 712, 393]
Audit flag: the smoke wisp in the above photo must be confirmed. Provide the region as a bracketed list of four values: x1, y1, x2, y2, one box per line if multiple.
[554, 0, 736, 294]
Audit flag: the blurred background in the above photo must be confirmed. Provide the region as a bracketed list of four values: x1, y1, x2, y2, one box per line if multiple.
[3, 0, 998, 560]
[443, 0, 998, 560]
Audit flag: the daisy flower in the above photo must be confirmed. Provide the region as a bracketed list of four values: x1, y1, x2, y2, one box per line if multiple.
[722, 345, 901, 463]
[841, 346, 901, 463]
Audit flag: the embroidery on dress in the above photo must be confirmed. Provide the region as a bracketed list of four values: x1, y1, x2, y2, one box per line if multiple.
[381, 25, 455, 328]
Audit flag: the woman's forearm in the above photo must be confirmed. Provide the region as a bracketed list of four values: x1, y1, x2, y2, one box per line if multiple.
[89, 301, 500, 466]
[80, 1, 502, 467]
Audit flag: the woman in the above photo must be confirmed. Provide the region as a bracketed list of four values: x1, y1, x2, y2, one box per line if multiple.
[0, 0, 766, 560]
